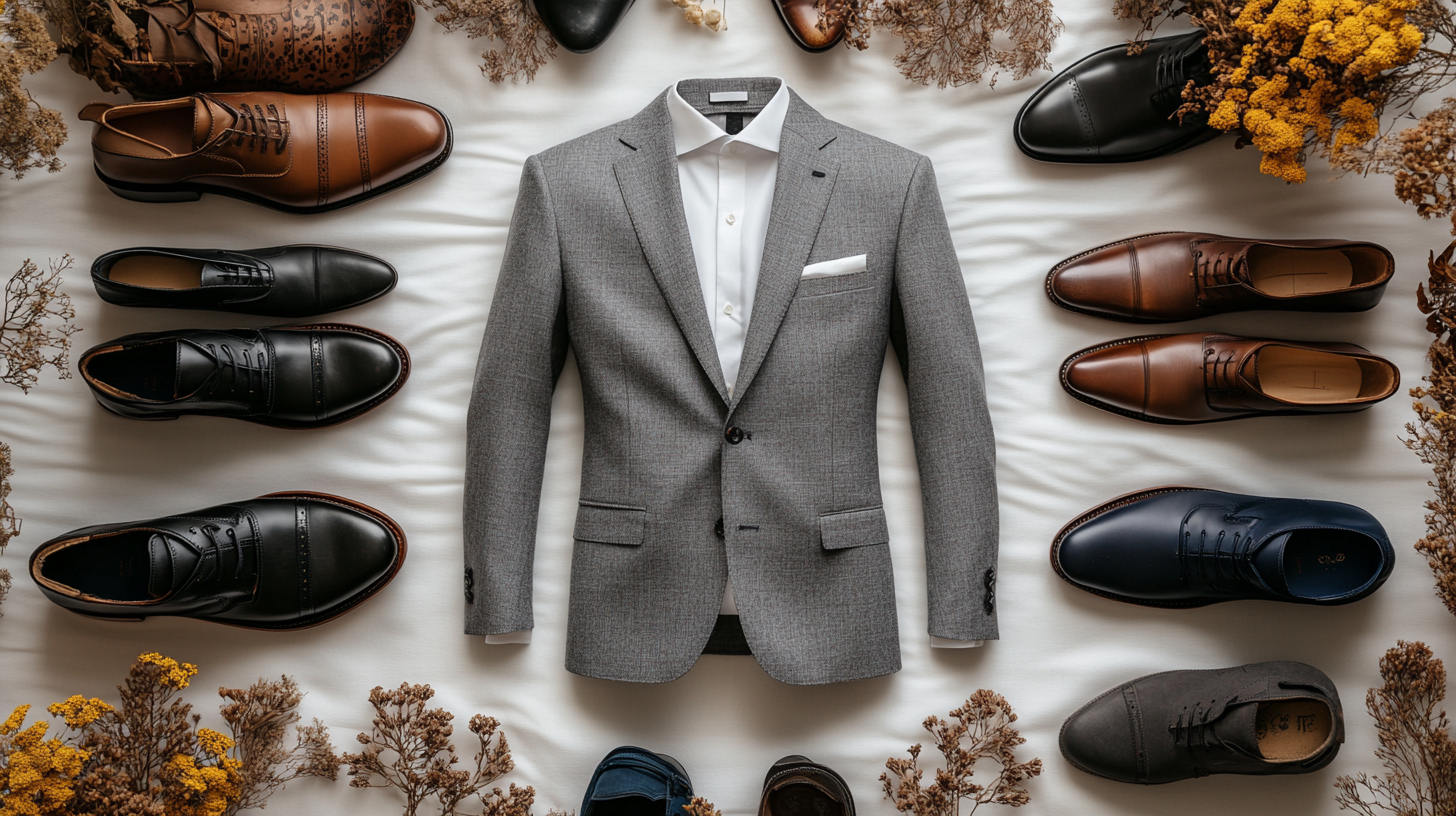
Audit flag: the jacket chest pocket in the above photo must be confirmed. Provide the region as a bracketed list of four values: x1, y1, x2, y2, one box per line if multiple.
[795, 270, 874, 300]
[574, 501, 646, 546]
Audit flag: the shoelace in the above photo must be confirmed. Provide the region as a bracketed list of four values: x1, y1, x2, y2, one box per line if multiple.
[138, 0, 238, 79]
[1202, 346, 1243, 392]
[1169, 696, 1235, 751]
[1180, 520, 1258, 590]
[201, 341, 269, 398]
[1192, 247, 1246, 294]
[1152, 38, 1210, 114]
[196, 523, 246, 581]
[225, 103, 289, 154]
[209, 258, 267, 286]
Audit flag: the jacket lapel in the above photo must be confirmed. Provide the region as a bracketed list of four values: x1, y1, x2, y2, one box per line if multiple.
[730, 95, 840, 410]
[613, 95, 731, 403]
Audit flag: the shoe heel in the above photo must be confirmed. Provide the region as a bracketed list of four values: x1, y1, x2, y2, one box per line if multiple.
[105, 184, 202, 203]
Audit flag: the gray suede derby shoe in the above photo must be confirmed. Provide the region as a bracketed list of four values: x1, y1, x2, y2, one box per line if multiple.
[1061, 661, 1343, 784]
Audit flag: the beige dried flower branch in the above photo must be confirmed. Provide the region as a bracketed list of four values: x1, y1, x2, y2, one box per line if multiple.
[1334, 640, 1456, 816]
[0, 440, 16, 555]
[867, 0, 1062, 88]
[3, 256, 79, 394]
[0, 565, 11, 617]
[218, 675, 342, 815]
[882, 690, 1042, 815]
[1408, 240, 1456, 619]
[664, 0, 724, 31]
[412, 0, 556, 83]
[344, 683, 537, 816]
[683, 797, 722, 816]
[0, 1, 67, 180]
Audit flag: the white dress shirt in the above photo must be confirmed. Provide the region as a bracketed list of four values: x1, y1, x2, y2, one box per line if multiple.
[486, 79, 980, 649]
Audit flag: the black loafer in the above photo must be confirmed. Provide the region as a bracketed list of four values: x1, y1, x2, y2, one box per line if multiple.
[761, 756, 854, 816]
[1061, 661, 1343, 784]
[79, 325, 409, 428]
[534, 0, 636, 53]
[30, 492, 406, 630]
[1015, 30, 1219, 163]
[92, 245, 397, 317]
[1052, 486, 1394, 607]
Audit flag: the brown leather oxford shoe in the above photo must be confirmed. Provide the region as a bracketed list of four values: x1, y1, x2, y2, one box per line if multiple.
[771, 0, 845, 51]
[1061, 333, 1399, 424]
[83, 91, 451, 214]
[1047, 233, 1393, 323]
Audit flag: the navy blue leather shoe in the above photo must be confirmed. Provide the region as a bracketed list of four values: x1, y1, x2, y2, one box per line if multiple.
[1052, 486, 1393, 608]
[581, 747, 693, 816]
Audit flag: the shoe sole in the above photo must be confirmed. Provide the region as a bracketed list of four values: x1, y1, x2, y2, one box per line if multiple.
[87, 323, 411, 429]
[94, 103, 453, 215]
[61, 490, 408, 631]
[1049, 484, 1223, 609]
[1057, 334, 1374, 424]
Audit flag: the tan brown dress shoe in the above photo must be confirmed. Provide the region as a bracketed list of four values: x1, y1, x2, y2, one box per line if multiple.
[116, 0, 415, 98]
[772, 0, 845, 51]
[1047, 233, 1393, 323]
[1061, 333, 1399, 424]
[82, 92, 451, 214]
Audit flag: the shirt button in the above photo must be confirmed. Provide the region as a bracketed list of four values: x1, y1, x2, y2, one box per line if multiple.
[723, 303, 734, 315]
[725, 426, 745, 444]
[726, 213, 737, 225]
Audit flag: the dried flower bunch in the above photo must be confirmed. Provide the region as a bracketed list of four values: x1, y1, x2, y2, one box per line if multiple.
[15, 0, 153, 94]
[1407, 239, 1456, 620]
[1116, 0, 1456, 184]
[344, 683, 536, 816]
[1334, 640, 1456, 815]
[411, 0, 556, 82]
[868, 0, 1062, 88]
[0, 0, 66, 180]
[663, 0, 724, 31]
[2, 256, 78, 395]
[0, 440, 16, 555]
[0, 653, 339, 816]
[682, 798, 722, 816]
[881, 690, 1043, 815]
[0, 565, 11, 617]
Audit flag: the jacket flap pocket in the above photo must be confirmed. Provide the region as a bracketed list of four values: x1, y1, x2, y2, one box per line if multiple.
[820, 506, 889, 550]
[574, 502, 646, 546]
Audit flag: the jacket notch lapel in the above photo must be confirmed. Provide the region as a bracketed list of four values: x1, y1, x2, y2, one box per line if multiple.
[729, 127, 840, 410]
[613, 123, 731, 404]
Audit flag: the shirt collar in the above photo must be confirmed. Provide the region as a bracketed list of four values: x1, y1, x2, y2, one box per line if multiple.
[666, 78, 790, 156]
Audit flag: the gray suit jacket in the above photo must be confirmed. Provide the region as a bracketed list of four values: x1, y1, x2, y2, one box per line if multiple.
[464, 79, 998, 685]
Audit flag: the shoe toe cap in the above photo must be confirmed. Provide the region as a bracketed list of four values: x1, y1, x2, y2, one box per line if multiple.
[317, 250, 398, 312]
[780, 0, 843, 49]
[304, 499, 402, 606]
[534, 0, 633, 53]
[363, 97, 450, 187]
[1015, 77, 1097, 161]
[1061, 690, 1138, 782]
[320, 331, 407, 419]
[1063, 342, 1148, 416]
[1049, 249, 1140, 318]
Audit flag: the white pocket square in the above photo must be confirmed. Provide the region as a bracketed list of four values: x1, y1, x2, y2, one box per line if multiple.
[801, 254, 867, 279]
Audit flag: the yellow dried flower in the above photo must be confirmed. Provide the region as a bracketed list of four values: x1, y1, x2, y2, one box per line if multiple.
[45, 696, 113, 730]
[195, 728, 233, 757]
[0, 712, 88, 816]
[136, 652, 198, 689]
[1, 705, 30, 736]
[164, 753, 243, 816]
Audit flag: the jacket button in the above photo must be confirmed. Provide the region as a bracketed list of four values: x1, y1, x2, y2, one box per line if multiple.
[714, 518, 724, 538]
[725, 426, 745, 444]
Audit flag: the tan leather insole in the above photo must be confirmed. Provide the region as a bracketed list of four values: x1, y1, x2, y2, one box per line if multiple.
[1259, 347, 1364, 403]
[109, 256, 203, 291]
[113, 107, 196, 155]
[1255, 699, 1332, 761]
[1247, 248, 1354, 297]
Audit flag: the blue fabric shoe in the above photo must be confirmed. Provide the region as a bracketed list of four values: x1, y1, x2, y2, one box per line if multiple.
[581, 746, 694, 816]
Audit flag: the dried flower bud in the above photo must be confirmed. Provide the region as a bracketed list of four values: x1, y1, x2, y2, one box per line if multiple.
[704, 8, 722, 28]
[683, 4, 704, 23]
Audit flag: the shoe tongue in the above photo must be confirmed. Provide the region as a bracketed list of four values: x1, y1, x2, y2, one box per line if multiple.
[193, 97, 233, 149]
[1239, 347, 1263, 391]
[174, 340, 218, 398]
[1212, 700, 1263, 757]
[1251, 531, 1293, 594]
[147, 533, 199, 599]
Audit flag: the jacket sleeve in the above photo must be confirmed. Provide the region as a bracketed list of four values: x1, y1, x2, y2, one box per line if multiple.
[888, 156, 1000, 642]
[463, 154, 570, 636]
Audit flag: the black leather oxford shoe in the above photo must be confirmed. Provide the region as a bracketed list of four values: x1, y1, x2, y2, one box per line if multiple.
[30, 492, 405, 629]
[580, 747, 694, 816]
[79, 325, 408, 428]
[1061, 661, 1344, 784]
[1052, 487, 1394, 607]
[760, 756, 854, 816]
[1015, 30, 1219, 163]
[534, 0, 635, 53]
[92, 245, 398, 318]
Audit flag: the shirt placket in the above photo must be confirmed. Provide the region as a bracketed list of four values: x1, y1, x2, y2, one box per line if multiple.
[716, 141, 748, 392]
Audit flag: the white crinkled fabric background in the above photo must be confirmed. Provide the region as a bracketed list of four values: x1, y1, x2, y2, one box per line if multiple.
[3, 0, 1456, 813]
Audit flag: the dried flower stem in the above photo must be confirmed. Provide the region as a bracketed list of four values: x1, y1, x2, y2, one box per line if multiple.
[1407, 240, 1456, 619]
[882, 690, 1043, 815]
[412, 0, 556, 83]
[869, 0, 1061, 88]
[219, 676, 342, 815]
[2, 256, 78, 394]
[0, 440, 16, 554]
[0, 1, 67, 180]
[1334, 640, 1456, 815]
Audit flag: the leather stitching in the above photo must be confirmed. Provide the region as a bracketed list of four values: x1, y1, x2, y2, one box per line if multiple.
[356, 94, 371, 192]
[311, 330, 327, 421]
[296, 499, 312, 615]
[1128, 242, 1141, 316]
[1068, 77, 1098, 155]
[1122, 684, 1147, 782]
[316, 95, 328, 207]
